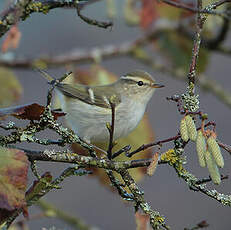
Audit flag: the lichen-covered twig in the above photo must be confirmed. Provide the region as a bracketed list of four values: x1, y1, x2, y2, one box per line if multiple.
[20, 146, 231, 207]
[0, 77, 96, 157]
[119, 169, 170, 230]
[161, 148, 231, 207]
[0, 0, 108, 38]
[6, 166, 91, 227]
[20, 148, 153, 170]
[0, 0, 33, 38]
[106, 170, 134, 200]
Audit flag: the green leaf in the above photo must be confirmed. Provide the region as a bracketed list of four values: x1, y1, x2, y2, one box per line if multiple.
[156, 32, 209, 74]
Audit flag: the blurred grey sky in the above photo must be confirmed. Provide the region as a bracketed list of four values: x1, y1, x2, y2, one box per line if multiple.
[0, 1, 230, 230]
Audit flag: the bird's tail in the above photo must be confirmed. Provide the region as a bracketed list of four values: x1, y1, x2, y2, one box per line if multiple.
[35, 68, 55, 82]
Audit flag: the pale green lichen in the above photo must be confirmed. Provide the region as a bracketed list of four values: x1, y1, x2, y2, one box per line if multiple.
[182, 92, 200, 112]
[181, 83, 200, 112]
[6, 121, 16, 129]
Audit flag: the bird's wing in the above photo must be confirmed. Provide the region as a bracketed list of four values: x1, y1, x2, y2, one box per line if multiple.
[56, 83, 121, 109]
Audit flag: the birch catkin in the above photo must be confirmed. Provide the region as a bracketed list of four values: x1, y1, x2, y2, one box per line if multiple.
[196, 130, 206, 167]
[204, 150, 221, 185]
[180, 117, 189, 142]
[185, 115, 197, 141]
[207, 136, 224, 168]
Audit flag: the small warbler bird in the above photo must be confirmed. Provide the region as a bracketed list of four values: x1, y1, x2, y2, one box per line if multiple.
[38, 69, 164, 143]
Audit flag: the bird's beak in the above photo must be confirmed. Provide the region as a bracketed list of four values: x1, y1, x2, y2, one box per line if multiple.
[151, 83, 165, 88]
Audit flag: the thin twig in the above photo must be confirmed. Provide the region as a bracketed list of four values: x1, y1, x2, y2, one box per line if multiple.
[107, 102, 115, 160]
[112, 145, 131, 159]
[187, 0, 204, 93]
[195, 175, 228, 185]
[126, 135, 180, 158]
[218, 141, 231, 155]
[119, 169, 170, 230]
[126, 121, 220, 158]
[161, 0, 231, 20]
[76, 3, 113, 29]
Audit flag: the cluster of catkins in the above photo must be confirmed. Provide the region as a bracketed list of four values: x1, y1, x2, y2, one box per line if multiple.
[180, 115, 224, 185]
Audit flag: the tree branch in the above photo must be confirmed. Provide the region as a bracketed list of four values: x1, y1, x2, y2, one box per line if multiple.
[161, 0, 231, 20]
[119, 169, 170, 230]
[76, 2, 113, 29]
[0, 0, 107, 38]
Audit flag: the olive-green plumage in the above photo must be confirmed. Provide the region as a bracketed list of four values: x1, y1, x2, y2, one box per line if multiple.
[37, 68, 164, 143]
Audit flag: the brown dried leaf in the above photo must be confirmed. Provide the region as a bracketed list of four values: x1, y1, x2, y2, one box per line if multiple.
[135, 212, 151, 230]
[0, 147, 29, 223]
[147, 152, 159, 176]
[1, 25, 21, 53]
[0, 103, 65, 121]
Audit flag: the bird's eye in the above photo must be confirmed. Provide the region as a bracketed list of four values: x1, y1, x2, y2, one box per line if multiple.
[137, 81, 144, 86]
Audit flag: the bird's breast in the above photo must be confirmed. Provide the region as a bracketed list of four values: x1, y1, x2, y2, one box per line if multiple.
[115, 100, 146, 137]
